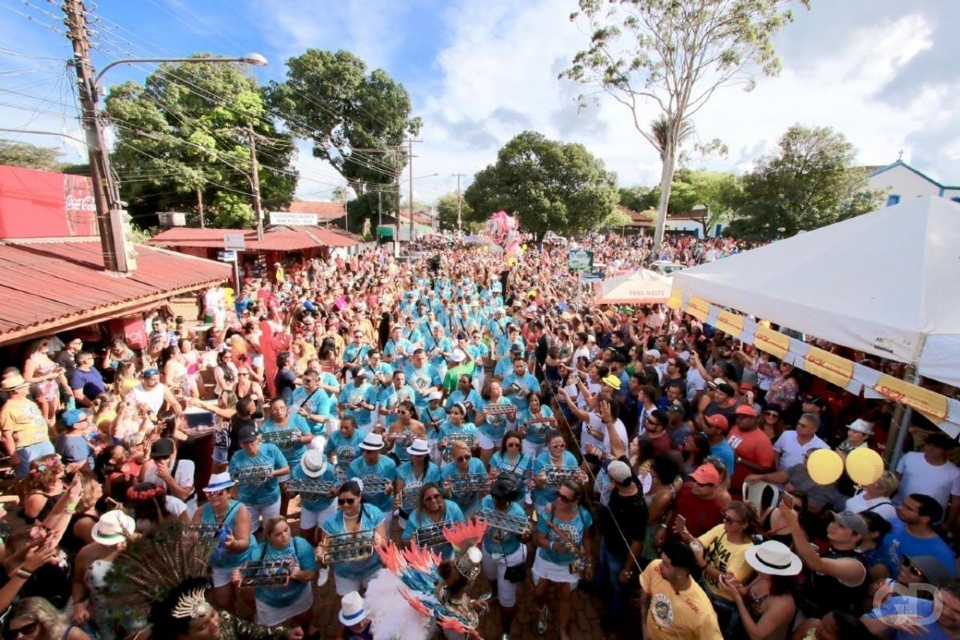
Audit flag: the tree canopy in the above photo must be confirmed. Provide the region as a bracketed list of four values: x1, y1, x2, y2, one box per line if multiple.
[104, 55, 296, 228]
[562, 0, 806, 247]
[435, 192, 479, 233]
[725, 124, 882, 240]
[463, 131, 619, 241]
[0, 139, 63, 172]
[621, 169, 742, 236]
[267, 49, 421, 231]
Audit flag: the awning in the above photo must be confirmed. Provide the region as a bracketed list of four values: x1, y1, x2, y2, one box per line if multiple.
[148, 227, 360, 251]
[377, 225, 395, 238]
[0, 241, 231, 346]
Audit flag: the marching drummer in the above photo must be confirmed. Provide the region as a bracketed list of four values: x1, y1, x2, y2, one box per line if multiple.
[347, 433, 398, 533]
[441, 440, 488, 518]
[319, 479, 387, 596]
[401, 482, 465, 558]
[288, 449, 338, 546]
[228, 423, 290, 535]
[395, 439, 441, 530]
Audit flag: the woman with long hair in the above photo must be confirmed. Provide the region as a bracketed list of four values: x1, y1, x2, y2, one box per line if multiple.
[517, 391, 554, 459]
[59, 473, 102, 557]
[440, 441, 488, 518]
[532, 478, 595, 640]
[682, 432, 711, 475]
[719, 540, 800, 640]
[214, 349, 238, 397]
[437, 402, 478, 464]
[72, 510, 137, 638]
[4, 597, 91, 640]
[113, 361, 139, 397]
[400, 483, 465, 558]
[385, 400, 426, 465]
[476, 379, 516, 466]
[319, 479, 388, 596]
[22, 338, 65, 426]
[759, 359, 800, 412]
[395, 439, 441, 530]
[191, 473, 251, 614]
[531, 433, 582, 518]
[759, 404, 786, 443]
[488, 431, 533, 502]
[22, 454, 67, 525]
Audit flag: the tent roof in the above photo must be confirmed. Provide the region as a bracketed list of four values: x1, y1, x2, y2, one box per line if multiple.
[671, 196, 960, 388]
[594, 269, 672, 304]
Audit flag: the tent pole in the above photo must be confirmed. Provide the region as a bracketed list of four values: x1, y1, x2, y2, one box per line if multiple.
[888, 366, 919, 468]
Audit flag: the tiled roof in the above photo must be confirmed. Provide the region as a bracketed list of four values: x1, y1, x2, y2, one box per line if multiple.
[147, 227, 359, 250]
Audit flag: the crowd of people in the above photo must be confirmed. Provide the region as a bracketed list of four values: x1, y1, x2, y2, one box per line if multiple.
[0, 231, 958, 640]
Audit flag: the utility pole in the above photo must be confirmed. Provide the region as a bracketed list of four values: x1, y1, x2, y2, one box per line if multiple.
[248, 125, 264, 241]
[394, 145, 402, 253]
[407, 139, 418, 241]
[453, 173, 465, 234]
[63, 0, 132, 273]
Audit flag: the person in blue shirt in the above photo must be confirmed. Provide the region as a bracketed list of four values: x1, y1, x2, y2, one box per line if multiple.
[401, 316, 423, 347]
[532, 434, 581, 518]
[377, 371, 417, 432]
[259, 398, 312, 518]
[403, 350, 442, 413]
[401, 482, 465, 559]
[348, 433, 398, 534]
[289, 449, 338, 546]
[248, 515, 317, 631]
[341, 331, 370, 379]
[420, 392, 447, 442]
[438, 402, 479, 464]
[361, 349, 393, 391]
[862, 580, 960, 640]
[502, 359, 541, 414]
[441, 441, 488, 518]
[337, 370, 379, 435]
[320, 479, 388, 597]
[384, 400, 426, 464]
[384, 325, 414, 367]
[477, 380, 517, 465]
[324, 416, 364, 482]
[881, 494, 958, 579]
[228, 424, 289, 534]
[517, 391, 555, 459]
[290, 371, 333, 438]
[395, 439, 442, 528]
[479, 474, 532, 640]
[702, 413, 736, 479]
[532, 479, 596, 638]
[445, 374, 483, 424]
[424, 324, 453, 373]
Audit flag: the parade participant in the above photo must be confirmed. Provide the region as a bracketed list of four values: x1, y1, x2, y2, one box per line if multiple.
[421, 390, 448, 441]
[718, 540, 801, 640]
[347, 433, 397, 533]
[401, 483, 466, 558]
[361, 349, 393, 391]
[324, 415, 363, 482]
[377, 370, 417, 432]
[437, 402, 479, 464]
[288, 450, 338, 546]
[441, 440, 488, 518]
[395, 438, 442, 528]
[477, 380, 516, 465]
[478, 473, 530, 640]
[338, 591, 374, 640]
[531, 433, 581, 518]
[517, 391, 554, 458]
[404, 348, 442, 414]
[445, 373, 482, 424]
[228, 425, 290, 534]
[319, 480, 387, 596]
[639, 542, 722, 640]
[501, 357, 541, 413]
[337, 370, 378, 436]
[289, 371, 332, 438]
[532, 479, 595, 640]
[243, 516, 317, 634]
[1, 374, 55, 477]
[385, 400, 426, 464]
[260, 397, 312, 475]
[191, 472, 251, 613]
[488, 432, 533, 501]
[384, 325, 413, 365]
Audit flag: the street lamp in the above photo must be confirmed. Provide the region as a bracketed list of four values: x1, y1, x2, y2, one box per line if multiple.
[77, 53, 268, 272]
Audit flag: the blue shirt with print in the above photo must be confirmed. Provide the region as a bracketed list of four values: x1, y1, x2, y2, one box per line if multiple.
[324, 429, 364, 481]
[866, 596, 949, 640]
[538, 507, 593, 565]
[401, 499, 465, 558]
[440, 457, 488, 514]
[289, 462, 337, 513]
[229, 443, 287, 507]
[479, 494, 527, 557]
[479, 397, 515, 443]
[532, 450, 580, 509]
[396, 461, 442, 512]
[517, 405, 555, 445]
[259, 414, 311, 467]
[404, 363, 441, 410]
[347, 455, 398, 512]
[249, 536, 317, 608]
[322, 506, 384, 581]
[338, 381, 378, 426]
[289, 387, 331, 436]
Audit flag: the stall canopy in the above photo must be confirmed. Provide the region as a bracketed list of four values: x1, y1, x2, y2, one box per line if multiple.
[594, 269, 673, 305]
[671, 196, 960, 390]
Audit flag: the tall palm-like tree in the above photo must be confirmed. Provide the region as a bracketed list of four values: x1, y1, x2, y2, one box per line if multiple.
[649, 115, 695, 161]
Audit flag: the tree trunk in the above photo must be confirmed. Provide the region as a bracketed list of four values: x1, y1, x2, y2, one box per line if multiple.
[196, 186, 205, 228]
[652, 145, 676, 253]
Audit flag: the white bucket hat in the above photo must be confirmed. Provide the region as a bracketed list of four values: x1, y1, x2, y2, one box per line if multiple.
[847, 419, 874, 436]
[91, 510, 136, 546]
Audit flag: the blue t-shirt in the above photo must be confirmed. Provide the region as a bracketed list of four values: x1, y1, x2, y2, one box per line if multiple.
[865, 596, 950, 640]
[342, 343, 371, 368]
[339, 382, 378, 426]
[440, 457, 488, 514]
[348, 455, 398, 512]
[259, 415, 311, 466]
[518, 406, 555, 445]
[401, 499, 465, 558]
[322, 505, 384, 581]
[289, 462, 337, 513]
[55, 433, 94, 469]
[881, 519, 958, 579]
[249, 536, 317, 608]
[445, 388, 483, 423]
[324, 429, 364, 481]
[479, 494, 527, 557]
[229, 442, 288, 507]
[537, 507, 593, 565]
[709, 439, 736, 478]
[479, 397, 515, 442]
[438, 421, 479, 461]
[489, 451, 533, 496]
[396, 460, 443, 510]
[290, 387, 335, 436]
[501, 372, 541, 412]
[378, 384, 417, 429]
[69, 367, 105, 402]
[201, 499, 251, 568]
[404, 363, 441, 410]
[532, 450, 580, 509]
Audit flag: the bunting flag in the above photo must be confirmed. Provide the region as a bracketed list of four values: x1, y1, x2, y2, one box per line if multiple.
[671, 290, 960, 437]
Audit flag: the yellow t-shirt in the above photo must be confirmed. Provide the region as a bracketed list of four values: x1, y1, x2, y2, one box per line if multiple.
[697, 524, 755, 600]
[639, 560, 723, 640]
[0, 398, 49, 448]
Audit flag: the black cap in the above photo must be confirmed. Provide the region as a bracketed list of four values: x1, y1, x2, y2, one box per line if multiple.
[237, 421, 258, 444]
[490, 473, 521, 501]
[150, 438, 174, 459]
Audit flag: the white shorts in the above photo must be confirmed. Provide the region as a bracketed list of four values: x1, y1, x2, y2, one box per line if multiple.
[255, 583, 312, 626]
[301, 501, 338, 531]
[478, 432, 496, 450]
[333, 573, 372, 597]
[211, 566, 236, 588]
[532, 550, 579, 586]
[382, 509, 394, 536]
[481, 546, 526, 607]
[522, 440, 544, 460]
[247, 499, 281, 534]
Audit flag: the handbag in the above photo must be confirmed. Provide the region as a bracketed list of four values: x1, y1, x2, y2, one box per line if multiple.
[504, 562, 526, 583]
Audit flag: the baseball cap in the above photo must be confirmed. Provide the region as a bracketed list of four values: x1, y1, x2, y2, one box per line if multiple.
[237, 423, 258, 443]
[690, 464, 721, 486]
[735, 404, 758, 417]
[150, 438, 175, 459]
[903, 555, 951, 586]
[830, 511, 868, 537]
[509, 344, 524, 354]
[643, 349, 661, 359]
[61, 409, 89, 428]
[704, 414, 729, 432]
[607, 460, 633, 484]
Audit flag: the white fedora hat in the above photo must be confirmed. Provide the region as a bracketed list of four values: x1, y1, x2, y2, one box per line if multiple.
[359, 432, 384, 451]
[300, 449, 328, 478]
[339, 590, 368, 626]
[745, 540, 802, 576]
[91, 510, 136, 546]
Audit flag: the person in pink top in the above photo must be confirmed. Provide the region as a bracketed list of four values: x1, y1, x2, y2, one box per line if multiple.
[727, 404, 775, 498]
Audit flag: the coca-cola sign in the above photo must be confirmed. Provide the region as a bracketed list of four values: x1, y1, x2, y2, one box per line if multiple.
[63, 174, 98, 237]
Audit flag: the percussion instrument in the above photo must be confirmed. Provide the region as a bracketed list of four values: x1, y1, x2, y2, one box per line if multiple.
[287, 478, 338, 501]
[358, 475, 393, 494]
[543, 465, 581, 486]
[447, 473, 489, 493]
[476, 509, 530, 536]
[400, 485, 420, 512]
[239, 560, 293, 588]
[524, 417, 556, 438]
[445, 432, 477, 448]
[413, 520, 451, 548]
[230, 465, 273, 485]
[259, 429, 302, 449]
[184, 522, 225, 540]
[321, 529, 375, 564]
[483, 403, 516, 417]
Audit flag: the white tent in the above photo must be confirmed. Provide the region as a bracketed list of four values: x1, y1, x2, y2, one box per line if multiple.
[671, 196, 960, 390]
[594, 269, 672, 305]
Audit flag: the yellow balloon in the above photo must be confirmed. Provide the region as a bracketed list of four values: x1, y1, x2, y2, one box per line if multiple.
[845, 447, 884, 486]
[507, 257, 516, 266]
[807, 449, 844, 485]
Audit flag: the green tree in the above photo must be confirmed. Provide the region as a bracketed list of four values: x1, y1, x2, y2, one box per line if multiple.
[726, 125, 882, 240]
[0, 139, 63, 171]
[267, 49, 422, 231]
[562, 0, 807, 248]
[621, 170, 742, 236]
[436, 192, 478, 232]
[463, 131, 619, 241]
[104, 55, 297, 229]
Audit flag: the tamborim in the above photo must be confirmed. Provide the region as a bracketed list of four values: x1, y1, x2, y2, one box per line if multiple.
[476, 509, 530, 536]
[239, 560, 293, 588]
[230, 465, 273, 485]
[322, 529, 375, 564]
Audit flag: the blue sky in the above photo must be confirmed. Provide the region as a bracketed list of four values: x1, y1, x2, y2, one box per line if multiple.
[2, 0, 960, 204]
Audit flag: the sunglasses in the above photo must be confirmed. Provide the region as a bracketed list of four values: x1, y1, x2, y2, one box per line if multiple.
[424, 494, 443, 503]
[456, 455, 472, 462]
[557, 493, 576, 503]
[722, 515, 742, 525]
[338, 498, 357, 506]
[901, 557, 925, 577]
[507, 442, 521, 448]
[206, 489, 226, 497]
[5, 621, 38, 639]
